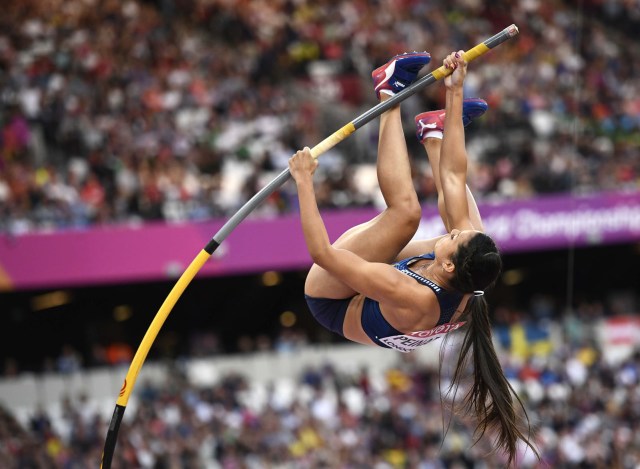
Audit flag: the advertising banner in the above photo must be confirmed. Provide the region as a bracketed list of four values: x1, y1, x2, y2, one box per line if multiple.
[1, 191, 638, 290]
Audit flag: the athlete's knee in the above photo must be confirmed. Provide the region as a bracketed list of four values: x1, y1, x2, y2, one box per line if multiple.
[304, 264, 321, 293]
[392, 195, 422, 230]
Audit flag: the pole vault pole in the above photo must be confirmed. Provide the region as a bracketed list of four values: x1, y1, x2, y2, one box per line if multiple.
[101, 24, 519, 468]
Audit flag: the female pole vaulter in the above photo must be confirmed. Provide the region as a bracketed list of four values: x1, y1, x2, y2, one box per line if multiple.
[289, 50, 539, 466]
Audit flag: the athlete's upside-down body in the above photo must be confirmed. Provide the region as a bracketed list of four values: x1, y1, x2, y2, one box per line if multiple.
[288, 50, 539, 465]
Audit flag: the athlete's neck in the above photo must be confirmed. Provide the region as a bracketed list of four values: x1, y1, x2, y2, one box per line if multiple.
[423, 262, 454, 291]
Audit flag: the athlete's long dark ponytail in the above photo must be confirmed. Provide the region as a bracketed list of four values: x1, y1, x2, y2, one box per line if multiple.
[449, 233, 539, 466]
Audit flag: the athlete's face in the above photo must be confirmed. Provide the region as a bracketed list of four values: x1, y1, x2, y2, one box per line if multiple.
[434, 229, 479, 265]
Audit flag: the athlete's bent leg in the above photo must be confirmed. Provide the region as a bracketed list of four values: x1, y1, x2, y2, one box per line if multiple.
[305, 53, 430, 300]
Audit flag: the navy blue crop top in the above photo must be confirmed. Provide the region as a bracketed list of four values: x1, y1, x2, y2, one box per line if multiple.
[361, 253, 464, 348]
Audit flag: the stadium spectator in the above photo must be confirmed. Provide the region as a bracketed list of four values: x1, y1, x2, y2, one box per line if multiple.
[0, 0, 638, 233]
[1, 326, 639, 467]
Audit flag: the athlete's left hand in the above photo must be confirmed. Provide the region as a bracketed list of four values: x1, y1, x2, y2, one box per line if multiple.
[289, 147, 318, 183]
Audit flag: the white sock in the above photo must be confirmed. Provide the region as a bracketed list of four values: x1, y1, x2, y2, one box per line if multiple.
[424, 130, 443, 140]
[380, 89, 395, 97]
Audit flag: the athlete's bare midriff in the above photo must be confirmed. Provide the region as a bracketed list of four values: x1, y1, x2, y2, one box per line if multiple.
[342, 294, 377, 346]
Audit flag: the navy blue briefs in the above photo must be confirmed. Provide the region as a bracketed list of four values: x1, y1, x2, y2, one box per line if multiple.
[304, 295, 350, 337]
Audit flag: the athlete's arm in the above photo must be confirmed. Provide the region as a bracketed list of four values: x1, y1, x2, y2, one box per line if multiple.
[426, 147, 484, 233]
[440, 51, 482, 232]
[289, 148, 436, 312]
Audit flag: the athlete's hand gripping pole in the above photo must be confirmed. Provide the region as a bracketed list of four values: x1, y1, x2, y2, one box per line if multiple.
[100, 24, 519, 468]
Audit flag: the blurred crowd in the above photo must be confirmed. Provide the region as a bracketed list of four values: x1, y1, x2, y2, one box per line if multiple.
[0, 0, 639, 233]
[1, 319, 640, 468]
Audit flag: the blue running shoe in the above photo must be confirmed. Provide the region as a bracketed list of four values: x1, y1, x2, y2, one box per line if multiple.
[414, 98, 488, 143]
[372, 52, 431, 99]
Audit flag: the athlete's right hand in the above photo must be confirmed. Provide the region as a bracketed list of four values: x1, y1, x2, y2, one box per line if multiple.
[289, 147, 318, 184]
[444, 50, 467, 90]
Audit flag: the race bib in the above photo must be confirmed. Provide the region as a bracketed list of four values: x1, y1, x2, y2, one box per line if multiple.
[379, 321, 466, 353]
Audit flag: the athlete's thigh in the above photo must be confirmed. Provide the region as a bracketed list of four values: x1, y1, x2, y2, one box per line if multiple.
[305, 209, 418, 298]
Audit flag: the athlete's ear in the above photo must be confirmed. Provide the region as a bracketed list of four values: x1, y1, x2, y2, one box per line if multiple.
[442, 260, 455, 274]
